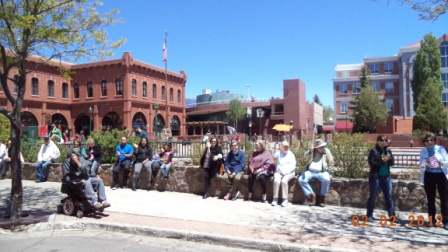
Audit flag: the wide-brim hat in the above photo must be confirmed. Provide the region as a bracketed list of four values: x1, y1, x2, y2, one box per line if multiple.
[314, 139, 327, 148]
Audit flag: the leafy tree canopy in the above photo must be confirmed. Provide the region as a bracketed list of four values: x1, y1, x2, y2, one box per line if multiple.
[352, 85, 388, 133]
[226, 98, 246, 130]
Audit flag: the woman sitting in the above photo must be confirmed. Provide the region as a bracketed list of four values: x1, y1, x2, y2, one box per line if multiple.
[160, 143, 174, 179]
[131, 137, 153, 191]
[200, 137, 223, 199]
[71, 139, 86, 157]
[245, 140, 275, 202]
[84, 138, 102, 177]
[272, 141, 296, 207]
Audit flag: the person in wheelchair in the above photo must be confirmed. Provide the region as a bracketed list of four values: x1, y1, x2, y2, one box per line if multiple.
[63, 150, 111, 210]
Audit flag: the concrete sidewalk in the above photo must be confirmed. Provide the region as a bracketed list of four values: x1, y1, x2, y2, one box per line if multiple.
[0, 179, 447, 252]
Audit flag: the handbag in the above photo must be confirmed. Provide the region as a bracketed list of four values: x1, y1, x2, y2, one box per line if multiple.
[219, 163, 225, 175]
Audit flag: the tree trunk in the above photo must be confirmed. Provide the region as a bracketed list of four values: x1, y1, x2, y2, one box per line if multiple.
[9, 108, 23, 221]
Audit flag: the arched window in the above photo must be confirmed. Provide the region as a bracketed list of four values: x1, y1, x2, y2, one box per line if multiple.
[116, 79, 123, 96]
[74, 83, 79, 98]
[31, 78, 39, 96]
[87, 81, 93, 98]
[441, 41, 448, 68]
[177, 89, 181, 103]
[132, 79, 137, 96]
[62, 82, 68, 98]
[142, 81, 147, 98]
[161, 86, 166, 100]
[169, 88, 173, 102]
[152, 83, 157, 99]
[48, 80, 54, 97]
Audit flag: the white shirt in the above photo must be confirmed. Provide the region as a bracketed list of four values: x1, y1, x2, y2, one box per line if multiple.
[37, 141, 61, 162]
[274, 150, 297, 174]
[5, 147, 24, 162]
[0, 143, 6, 161]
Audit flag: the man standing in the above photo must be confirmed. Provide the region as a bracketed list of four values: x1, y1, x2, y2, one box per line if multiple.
[220, 141, 246, 201]
[112, 136, 134, 190]
[133, 125, 148, 148]
[35, 135, 60, 182]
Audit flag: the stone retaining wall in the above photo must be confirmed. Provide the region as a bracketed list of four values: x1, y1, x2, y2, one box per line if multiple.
[8, 162, 438, 213]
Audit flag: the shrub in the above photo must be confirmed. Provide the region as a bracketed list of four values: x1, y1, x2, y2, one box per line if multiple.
[327, 133, 374, 178]
[290, 136, 314, 175]
[21, 139, 41, 162]
[90, 129, 139, 164]
[188, 142, 204, 165]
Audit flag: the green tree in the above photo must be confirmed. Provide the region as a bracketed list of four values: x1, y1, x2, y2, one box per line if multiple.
[0, 114, 10, 143]
[226, 98, 246, 130]
[359, 65, 370, 88]
[411, 33, 443, 111]
[323, 105, 334, 124]
[414, 77, 448, 133]
[352, 85, 388, 133]
[313, 94, 322, 106]
[0, 0, 124, 221]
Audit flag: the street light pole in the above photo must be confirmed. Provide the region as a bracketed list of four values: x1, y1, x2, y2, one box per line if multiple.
[289, 120, 293, 145]
[249, 121, 252, 142]
[257, 108, 264, 139]
[88, 106, 92, 136]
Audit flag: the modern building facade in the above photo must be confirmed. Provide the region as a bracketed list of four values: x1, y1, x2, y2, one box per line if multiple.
[186, 79, 321, 140]
[0, 52, 187, 139]
[333, 34, 448, 133]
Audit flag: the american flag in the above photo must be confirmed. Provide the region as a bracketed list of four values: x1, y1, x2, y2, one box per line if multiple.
[427, 156, 440, 168]
[162, 42, 167, 62]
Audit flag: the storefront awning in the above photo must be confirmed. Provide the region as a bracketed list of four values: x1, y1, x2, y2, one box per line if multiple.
[335, 122, 353, 130]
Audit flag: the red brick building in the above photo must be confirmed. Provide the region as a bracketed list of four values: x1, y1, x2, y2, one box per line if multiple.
[0, 52, 187, 139]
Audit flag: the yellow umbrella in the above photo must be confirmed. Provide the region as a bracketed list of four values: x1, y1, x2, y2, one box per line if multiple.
[272, 124, 293, 132]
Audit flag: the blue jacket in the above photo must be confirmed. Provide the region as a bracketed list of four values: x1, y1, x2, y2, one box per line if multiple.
[224, 149, 245, 174]
[116, 143, 134, 162]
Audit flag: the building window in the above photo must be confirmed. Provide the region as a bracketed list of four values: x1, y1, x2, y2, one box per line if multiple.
[13, 75, 18, 93]
[62, 82, 68, 98]
[384, 62, 393, 73]
[142, 81, 147, 98]
[370, 63, 379, 74]
[48, 80, 54, 97]
[101, 80, 107, 97]
[169, 88, 173, 102]
[442, 73, 448, 89]
[371, 82, 380, 92]
[385, 82, 394, 93]
[340, 101, 348, 114]
[132, 79, 137, 96]
[342, 71, 349, 78]
[162, 86, 166, 100]
[443, 93, 448, 108]
[441, 41, 448, 68]
[152, 83, 157, 99]
[74, 83, 79, 98]
[339, 84, 348, 94]
[352, 83, 360, 94]
[87, 82, 93, 98]
[177, 89, 181, 103]
[31, 78, 39, 96]
[386, 99, 394, 112]
[116, 79, 123, 96]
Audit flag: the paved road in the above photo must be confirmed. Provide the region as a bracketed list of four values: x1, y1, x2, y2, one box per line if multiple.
[0, 230, 259, 252]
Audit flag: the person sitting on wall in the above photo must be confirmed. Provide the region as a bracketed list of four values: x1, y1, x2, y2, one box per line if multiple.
[272, 141, 296, 207]
[160, 143, 174, 179]
[0, 139, 24, 179]
[244, 140, 275, 203]
[111, 136, 134, 190]
[200, 137, 223, 199]
[298, 139, 334, 207]
[84, 138, 103, 178]
[50, 124, 64, 143]
[220, 141, 245, 201]
[35, 135, 60, 182]
[131, 137, 153, 191]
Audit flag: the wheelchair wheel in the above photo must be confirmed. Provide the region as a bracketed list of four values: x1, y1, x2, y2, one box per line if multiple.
[57, 204, 63, 214]
[98, 208, 104, 213]
[76, 210, 84, 218]
[62, 200, 75, 216]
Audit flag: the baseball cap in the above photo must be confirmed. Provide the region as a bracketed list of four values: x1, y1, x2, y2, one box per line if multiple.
[43, 134, 50, 139]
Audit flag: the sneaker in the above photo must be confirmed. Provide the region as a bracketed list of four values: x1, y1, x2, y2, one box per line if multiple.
[94, 202, 103, 210]
[111, 185, 119, 190]
[232, 191, 240, 201]
[281, 200, 289, 207]
[131, 186, 136, 191]
[271, 199, 278, 206]
[224, 193, 231, 201]
[101, 201, 111, 208]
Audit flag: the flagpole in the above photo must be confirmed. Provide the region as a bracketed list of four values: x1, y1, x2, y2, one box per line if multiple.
[164, 30, 169, 133]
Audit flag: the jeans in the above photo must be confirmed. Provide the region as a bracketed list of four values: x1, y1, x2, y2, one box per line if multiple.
[220, 172, 243, 194]
[366, 175, 396, 217]
[112, 159, 132, 187]
[132, 161, 153, 188]
[298, 170, 331, 197]
[89, 160, 101, 177]
[161, 163, 172, 178]
[0, 159, 10, 177]
[35, 160, 53, 181]
[84, 177, 107, 206]
[424, 171, 448, 224]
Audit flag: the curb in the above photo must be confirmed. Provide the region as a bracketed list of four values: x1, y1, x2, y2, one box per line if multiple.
[26, 214, 356, 252]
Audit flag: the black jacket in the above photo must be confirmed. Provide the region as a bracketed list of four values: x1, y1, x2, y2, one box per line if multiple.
[62, 157, 89, 184]
[200, 145, 223, 171]
[85, 144, 102, 163]
[368, 145, 394, 178]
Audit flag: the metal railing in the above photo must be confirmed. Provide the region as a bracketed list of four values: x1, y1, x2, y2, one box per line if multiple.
[392, 154, 420, 168]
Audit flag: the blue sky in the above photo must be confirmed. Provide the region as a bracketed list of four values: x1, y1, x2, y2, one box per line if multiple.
[98, 0, 447, 108]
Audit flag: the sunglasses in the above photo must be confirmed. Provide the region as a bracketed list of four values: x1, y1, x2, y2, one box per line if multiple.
[424, 139, 434, 143]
